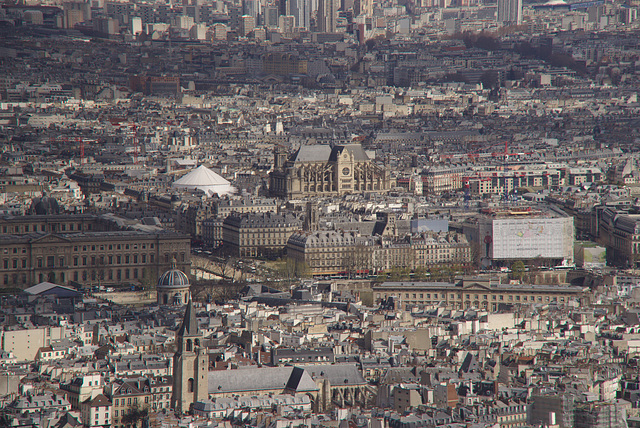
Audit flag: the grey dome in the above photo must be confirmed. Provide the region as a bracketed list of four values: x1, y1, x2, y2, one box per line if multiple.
[29, 196, 61, 215]
[157, 269, 190, 289]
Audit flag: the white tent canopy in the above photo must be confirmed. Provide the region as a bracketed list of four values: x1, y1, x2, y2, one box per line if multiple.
[172, 165, 234, 196]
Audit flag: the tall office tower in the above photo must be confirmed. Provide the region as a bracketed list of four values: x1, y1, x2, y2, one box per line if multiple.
[497, 0, 522, 26]
[278, 14, 295, 33]
[264, 5, 279, 28]
[278, 0, 288, 18]
[240, 14, 256, 35]
[243, 0, 261, 23]
[289, 0, 310, 28]
[317, 0, 338, 31]
[361, 0, 373, 16]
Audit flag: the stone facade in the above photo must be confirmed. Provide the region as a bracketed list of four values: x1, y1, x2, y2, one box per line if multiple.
[269, 144, 392, 199]
[0, 230, 190, 289]
[172, 302, 208, 414]
[372, 277, 585, 311]
[286, 230, 470, 276]
[222, 212, 302, 258]
[0, 214, 190, 289]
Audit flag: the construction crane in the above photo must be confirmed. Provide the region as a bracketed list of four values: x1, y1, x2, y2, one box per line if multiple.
[76, 136, 85, 165]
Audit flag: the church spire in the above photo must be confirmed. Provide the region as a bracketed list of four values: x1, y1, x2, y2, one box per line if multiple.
[177, 299, 199, 337]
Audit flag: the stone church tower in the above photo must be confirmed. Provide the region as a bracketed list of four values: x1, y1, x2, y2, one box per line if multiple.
[172, 300, 208, 414]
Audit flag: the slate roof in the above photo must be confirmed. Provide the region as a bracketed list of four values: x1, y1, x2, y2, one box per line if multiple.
[208, 366, 319, 394]
[305, 363, 367, 386]
[84, 394, 111, 407]
[177, 300, 199, 337]
[23, 282, 81, 297]
[329, 144, 370, 162]
[157, 269, 190, 289]
[290, 145, 332, 163]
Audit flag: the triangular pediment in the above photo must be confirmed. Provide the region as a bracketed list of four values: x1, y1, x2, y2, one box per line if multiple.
[30, 234, 72, 244]
[462, 282, 492, 290]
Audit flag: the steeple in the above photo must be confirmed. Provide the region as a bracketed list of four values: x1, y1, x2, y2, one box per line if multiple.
[172, 298, 208, 414]
[177, 299, 199, 338]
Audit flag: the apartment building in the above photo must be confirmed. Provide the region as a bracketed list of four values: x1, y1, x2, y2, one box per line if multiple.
[287, 230, 470, 276]
[222, 212, 301, 258]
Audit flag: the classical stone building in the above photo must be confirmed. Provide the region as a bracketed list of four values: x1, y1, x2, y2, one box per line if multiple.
[269, 144, 392, 199]
[372, 277, 585, 311]
[0, 214, 190, 289]
[286, 230, 470, 276]
[0, 230, 190, 289]
[599, 206, 640, 267]
[222, 212, 302, 258]
[172, 301, 208, 414]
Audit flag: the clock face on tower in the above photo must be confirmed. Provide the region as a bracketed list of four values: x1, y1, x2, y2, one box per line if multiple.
[342, 167, 350, 175]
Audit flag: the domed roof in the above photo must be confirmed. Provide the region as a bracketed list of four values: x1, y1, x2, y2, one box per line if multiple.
[29, 196, 61, 215]
[157, 264, 190, 289]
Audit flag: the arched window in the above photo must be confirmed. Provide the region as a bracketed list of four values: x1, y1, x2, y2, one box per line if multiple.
[194, 339, 200, 347]
[188, 378, 194, 393]
[186, 339, 192, 352]
[163, 294, 168, 305]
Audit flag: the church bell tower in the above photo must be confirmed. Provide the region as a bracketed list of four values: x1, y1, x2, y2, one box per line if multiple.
[172, 300, 208, 414]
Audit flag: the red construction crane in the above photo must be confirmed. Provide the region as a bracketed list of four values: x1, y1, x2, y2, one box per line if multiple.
[491, 141, 533, 166]
[75, 136, 85, 165]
